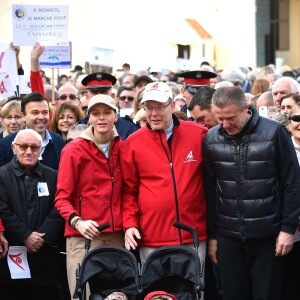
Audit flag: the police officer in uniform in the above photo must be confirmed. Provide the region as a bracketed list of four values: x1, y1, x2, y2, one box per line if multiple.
[178, 70, 217, 116]
[79, 72, 139, 139]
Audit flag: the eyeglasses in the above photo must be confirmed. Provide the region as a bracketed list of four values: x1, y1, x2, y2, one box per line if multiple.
[13, 143, 41, 152]
[289, 115, 300, 122]
[4, 115, 22, 121]
[119, 96, 134, 101]
[58, 94, 78, 100]
[144, 101, 172, 112]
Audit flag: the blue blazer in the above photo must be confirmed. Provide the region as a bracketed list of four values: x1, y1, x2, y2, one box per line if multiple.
[0, 130, 65, 170]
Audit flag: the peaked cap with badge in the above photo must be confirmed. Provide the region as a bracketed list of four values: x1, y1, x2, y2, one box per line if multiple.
[178, 70, 217, 94]
[81, 72, 117, 91]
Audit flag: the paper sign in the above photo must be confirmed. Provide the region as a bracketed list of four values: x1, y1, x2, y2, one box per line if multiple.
[7, 246, 31, 279]
[0, 73, 16, 99]
[39, 44, 71, 69]
[18, 74, 32, 95]
[0, 42, 18, 90]
[90, 47, 114, 67]
[12, 4, 69, 46]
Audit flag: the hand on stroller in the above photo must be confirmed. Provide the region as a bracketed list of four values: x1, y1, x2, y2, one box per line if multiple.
[76, 220, 101, 240]
[124, 227, 141, 250]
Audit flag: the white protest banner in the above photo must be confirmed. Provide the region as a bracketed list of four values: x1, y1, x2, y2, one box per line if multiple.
[0, 73, 17, 99]
[40, 43, 71, 69]
[12, 4, 69, 46]
[7, 246, 31, 279]
[0, 42, 18, 91]
[90, 47, 114, 67]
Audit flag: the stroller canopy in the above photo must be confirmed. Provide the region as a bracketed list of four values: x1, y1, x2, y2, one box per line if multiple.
[75, 247, 139, 299]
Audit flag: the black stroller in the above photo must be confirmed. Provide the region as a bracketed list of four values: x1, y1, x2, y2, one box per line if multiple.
[74, 222, 203, 300]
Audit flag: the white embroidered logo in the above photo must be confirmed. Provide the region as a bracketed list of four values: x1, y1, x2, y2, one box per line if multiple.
[184, 151, 197, 163]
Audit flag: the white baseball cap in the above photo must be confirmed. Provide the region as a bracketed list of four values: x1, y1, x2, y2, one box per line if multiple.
[141, 82, 173, 103]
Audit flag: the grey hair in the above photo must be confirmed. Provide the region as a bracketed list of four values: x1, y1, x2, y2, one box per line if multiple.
[212, 86, 246, 111]
[12, 129, 42, 144]
[272, 77, 300, 94]
[67, 124, 88, 140]
[221, 67, 246, 84]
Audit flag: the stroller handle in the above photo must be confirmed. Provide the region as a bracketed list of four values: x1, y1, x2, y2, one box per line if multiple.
[85, 222, 110, 253]
[173, 221, 199, 249]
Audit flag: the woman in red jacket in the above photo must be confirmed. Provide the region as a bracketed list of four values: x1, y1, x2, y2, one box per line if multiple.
[55, 95, 124, 296]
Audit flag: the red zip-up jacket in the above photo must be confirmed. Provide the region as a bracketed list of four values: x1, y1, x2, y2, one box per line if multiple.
[55, 126, 123, 236]
[120, 116, 208, 247]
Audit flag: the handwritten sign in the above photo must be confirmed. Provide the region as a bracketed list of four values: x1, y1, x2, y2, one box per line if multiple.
[0, 42, 18, 96]
[40, 43, 71, 69]
[0, 73, 16, 99]
[12, 4, 69, 46]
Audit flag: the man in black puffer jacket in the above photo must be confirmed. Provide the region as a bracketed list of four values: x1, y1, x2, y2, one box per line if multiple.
[203, 86, 300, 300]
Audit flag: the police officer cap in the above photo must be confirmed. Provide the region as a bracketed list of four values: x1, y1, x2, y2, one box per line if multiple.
[178, 70, 217, 86]
[81, 72, 117, 91]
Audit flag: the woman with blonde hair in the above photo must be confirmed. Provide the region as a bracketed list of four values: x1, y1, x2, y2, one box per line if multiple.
[0, 100, 23, 138]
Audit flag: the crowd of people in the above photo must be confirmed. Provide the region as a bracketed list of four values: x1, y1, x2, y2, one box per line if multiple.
[0, 42, 300, 300]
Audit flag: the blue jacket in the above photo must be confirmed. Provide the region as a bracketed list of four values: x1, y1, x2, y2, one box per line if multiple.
[0, 130, 65, 170]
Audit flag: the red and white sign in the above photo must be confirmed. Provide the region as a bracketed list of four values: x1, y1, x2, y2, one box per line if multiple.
[7, 246, 31, 279]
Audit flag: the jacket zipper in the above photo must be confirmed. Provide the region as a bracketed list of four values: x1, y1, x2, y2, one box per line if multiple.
[236, 141, 245, 241]
[107, 142, 115, 232]
[159, 131, 182, 244]
[79, 195, 82, 216]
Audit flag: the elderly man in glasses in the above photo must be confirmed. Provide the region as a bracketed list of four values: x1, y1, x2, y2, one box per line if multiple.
[120, 82, 208, 294]
[0, 128, 65, 300]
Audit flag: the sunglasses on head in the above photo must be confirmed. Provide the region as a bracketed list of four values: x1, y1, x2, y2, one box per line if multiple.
[119, 96, 134, 101]
[58, 94, 78, 100]
[289, 115, 300, 122]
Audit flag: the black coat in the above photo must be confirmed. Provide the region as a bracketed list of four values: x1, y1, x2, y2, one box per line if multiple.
[204, 106, 300, 240]
[0, 158, 65, 285]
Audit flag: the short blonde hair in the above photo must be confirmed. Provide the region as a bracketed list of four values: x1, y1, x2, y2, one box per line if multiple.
[0, 100, 21, 118]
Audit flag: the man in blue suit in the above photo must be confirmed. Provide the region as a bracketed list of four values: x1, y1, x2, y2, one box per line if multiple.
[0, 92, 65, 170]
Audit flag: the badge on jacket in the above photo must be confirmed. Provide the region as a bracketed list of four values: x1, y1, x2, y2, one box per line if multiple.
[37, 182, 49, 196]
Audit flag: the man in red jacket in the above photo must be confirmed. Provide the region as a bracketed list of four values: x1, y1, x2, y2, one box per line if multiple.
[120, 82, 208, 267]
